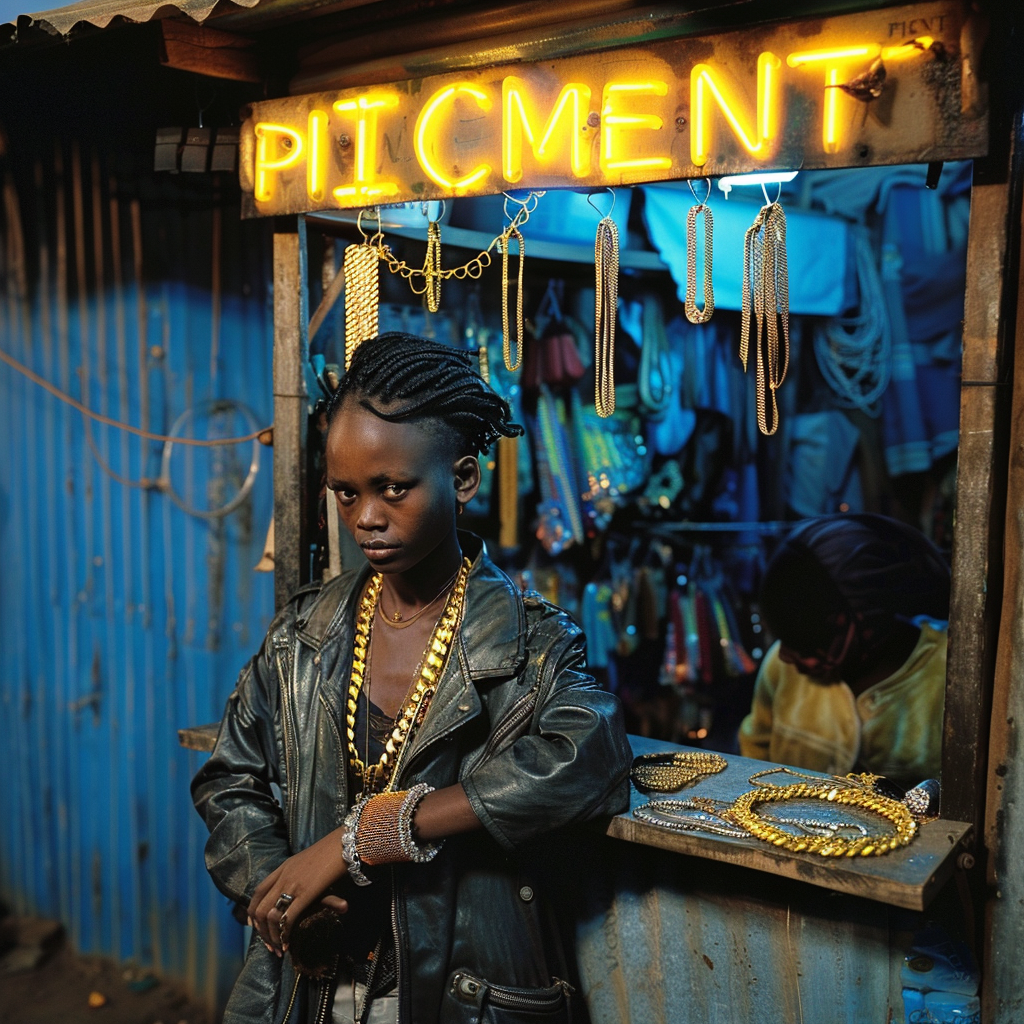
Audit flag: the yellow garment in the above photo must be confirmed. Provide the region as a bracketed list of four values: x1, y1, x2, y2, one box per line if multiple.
[738, 623, 946, 786]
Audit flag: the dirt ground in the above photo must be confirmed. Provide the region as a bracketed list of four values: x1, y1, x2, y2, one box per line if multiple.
[0, 944, 212, 1024]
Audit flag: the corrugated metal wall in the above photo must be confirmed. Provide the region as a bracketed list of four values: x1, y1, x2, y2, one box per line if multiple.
[0, 146, 275, 1011]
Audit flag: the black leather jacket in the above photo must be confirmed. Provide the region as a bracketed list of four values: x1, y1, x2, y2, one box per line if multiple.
[192, 538, 632, 1024]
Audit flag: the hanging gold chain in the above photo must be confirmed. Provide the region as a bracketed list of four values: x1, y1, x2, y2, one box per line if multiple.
[740, 201, 790, 436]
[594, 215, 619, 418]
[499, 226, 525, 372]
[684, 202, 715, 325]
[343, 241, 380, 370]
[424, 217, 442, 313]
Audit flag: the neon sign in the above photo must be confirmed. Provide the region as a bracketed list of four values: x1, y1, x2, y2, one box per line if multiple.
[240, 1, 985, 217]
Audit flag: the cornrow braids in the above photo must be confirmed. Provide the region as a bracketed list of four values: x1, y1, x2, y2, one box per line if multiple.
[326, 333, 524, 456]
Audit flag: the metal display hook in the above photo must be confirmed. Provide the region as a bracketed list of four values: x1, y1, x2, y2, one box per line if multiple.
[587, 187, 617, 220]
[761, 181, 784, 206]
[687, 177, 713, 206]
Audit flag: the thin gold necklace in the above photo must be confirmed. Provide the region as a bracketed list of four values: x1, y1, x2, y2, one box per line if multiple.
[377, 565, 461, 627]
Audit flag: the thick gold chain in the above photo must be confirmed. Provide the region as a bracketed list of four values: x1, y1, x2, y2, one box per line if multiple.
[594, 216, 620, 418]
[684, 202, 715, 325]
[346, 558, 471, 796]
[740, 201, 790, 435]
[631, 751, 727, 792]
[343, 241, 380, 369]
[724, 779, 917, 857]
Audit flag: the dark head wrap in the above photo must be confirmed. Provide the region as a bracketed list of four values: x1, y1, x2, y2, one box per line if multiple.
[760, 513, 950, 659]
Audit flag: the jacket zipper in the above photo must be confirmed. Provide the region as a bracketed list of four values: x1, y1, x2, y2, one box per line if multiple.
[313, 957, 341, 1024]
[451, 973, 573, 1012]
[274, 637, 299, 842]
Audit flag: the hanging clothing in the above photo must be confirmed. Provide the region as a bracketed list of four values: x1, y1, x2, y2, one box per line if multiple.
[738, 623, 946, 786]
[879, 173, 969, 476]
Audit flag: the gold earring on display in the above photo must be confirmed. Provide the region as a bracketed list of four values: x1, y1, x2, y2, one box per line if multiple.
[592, 189, 619, 418]
[344, 208, 383, 369]
[684, 178, 715, 325]
[740, 182, 790, 436]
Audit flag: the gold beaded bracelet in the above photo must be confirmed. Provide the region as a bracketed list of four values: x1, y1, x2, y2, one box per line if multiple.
[356, 791, 409, 867]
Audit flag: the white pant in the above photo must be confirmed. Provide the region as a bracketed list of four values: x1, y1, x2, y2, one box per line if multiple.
[331, 979, 398, 1024]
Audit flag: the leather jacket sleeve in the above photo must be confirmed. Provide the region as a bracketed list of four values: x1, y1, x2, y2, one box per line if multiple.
[461, 614, 632, 853]
[191, 623, 292, 907]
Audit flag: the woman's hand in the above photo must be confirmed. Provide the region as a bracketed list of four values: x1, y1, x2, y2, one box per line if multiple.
[248, 828, 349, 955]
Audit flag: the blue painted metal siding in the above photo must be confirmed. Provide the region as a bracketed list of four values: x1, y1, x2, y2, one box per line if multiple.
[0, 163, 275, 1011]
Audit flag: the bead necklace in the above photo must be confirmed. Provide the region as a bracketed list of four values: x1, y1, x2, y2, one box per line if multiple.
[347, 557, 471, 796]
[630, 751, 728, 792]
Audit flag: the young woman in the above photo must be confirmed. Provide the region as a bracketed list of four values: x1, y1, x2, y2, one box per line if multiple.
[739, 513, 950, 786]
[192, 334, 632, 1024]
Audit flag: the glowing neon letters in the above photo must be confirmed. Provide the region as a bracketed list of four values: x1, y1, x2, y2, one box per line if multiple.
[691, 53, 781, 167]
[502, 78, 592, 182]
[248, 32, 945, 208]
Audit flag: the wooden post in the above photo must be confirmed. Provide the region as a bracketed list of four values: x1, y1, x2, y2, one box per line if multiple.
[943, 166, 1015, 827]
[272, 233, 308, 611]
[983, 123, 1024, 1024]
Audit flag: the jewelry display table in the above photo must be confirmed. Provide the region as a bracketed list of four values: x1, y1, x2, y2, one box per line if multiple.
[615, 735, 972, 912]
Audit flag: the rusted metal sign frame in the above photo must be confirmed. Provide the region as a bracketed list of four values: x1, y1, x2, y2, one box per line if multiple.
[238, 0, 986, 218]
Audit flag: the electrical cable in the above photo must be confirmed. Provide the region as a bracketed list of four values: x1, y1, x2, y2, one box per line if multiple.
[0, 346, 272, 446]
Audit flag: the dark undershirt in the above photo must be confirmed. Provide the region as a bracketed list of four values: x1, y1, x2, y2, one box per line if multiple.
[340, 690, 397, 993]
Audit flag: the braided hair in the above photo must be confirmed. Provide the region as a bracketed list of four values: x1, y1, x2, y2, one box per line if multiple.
[326, 333, 523, 456]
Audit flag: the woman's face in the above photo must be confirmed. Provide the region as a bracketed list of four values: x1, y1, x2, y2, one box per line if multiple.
[325, 400, 479, 575]
[775, 616, 857, 684]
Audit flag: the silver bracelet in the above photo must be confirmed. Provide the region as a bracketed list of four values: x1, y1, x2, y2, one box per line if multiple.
[342, 796, 372, 886]
[397, 783, 444, 863]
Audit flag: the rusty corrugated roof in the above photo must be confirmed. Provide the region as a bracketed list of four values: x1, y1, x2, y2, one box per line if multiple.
[7, 0, 263, 35]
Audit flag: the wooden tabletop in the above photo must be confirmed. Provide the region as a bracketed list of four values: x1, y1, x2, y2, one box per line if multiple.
[179, 724, 970, 911]
[612, 735, 972, 911]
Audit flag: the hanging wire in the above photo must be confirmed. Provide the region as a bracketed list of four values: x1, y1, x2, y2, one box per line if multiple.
[0, 347, 271, 446]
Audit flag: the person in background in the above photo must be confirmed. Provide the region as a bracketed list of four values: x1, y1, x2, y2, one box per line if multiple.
[739, 513, 949, 788]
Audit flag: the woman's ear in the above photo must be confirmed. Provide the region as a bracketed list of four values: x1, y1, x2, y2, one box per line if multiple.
[453, 455, 482, 510]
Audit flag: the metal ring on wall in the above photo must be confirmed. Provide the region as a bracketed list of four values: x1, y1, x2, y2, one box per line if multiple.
[160, 400, 262, 520]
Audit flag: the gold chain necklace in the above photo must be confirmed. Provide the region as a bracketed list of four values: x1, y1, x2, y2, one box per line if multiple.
[630, 751, 727, 792]
[499, 226, 525, 372]
[347, 557, 470, 796]
[724, 776, 917, 857]
[376, 566, 460, 628]
[684, 180, 715, 325]
[740, 199, 790, 435]
[594, 214, 619, 418]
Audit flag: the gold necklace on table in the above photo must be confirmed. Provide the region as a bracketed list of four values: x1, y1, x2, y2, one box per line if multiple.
[347, 557, 470, 796]
[376, 566, 461, 627]
[630, 751, 727, 792]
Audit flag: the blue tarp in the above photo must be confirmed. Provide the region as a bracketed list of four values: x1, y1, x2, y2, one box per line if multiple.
[641, 184, 854, 316]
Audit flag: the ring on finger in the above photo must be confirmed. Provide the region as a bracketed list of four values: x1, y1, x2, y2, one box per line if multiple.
[274, 892, 295, 913]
